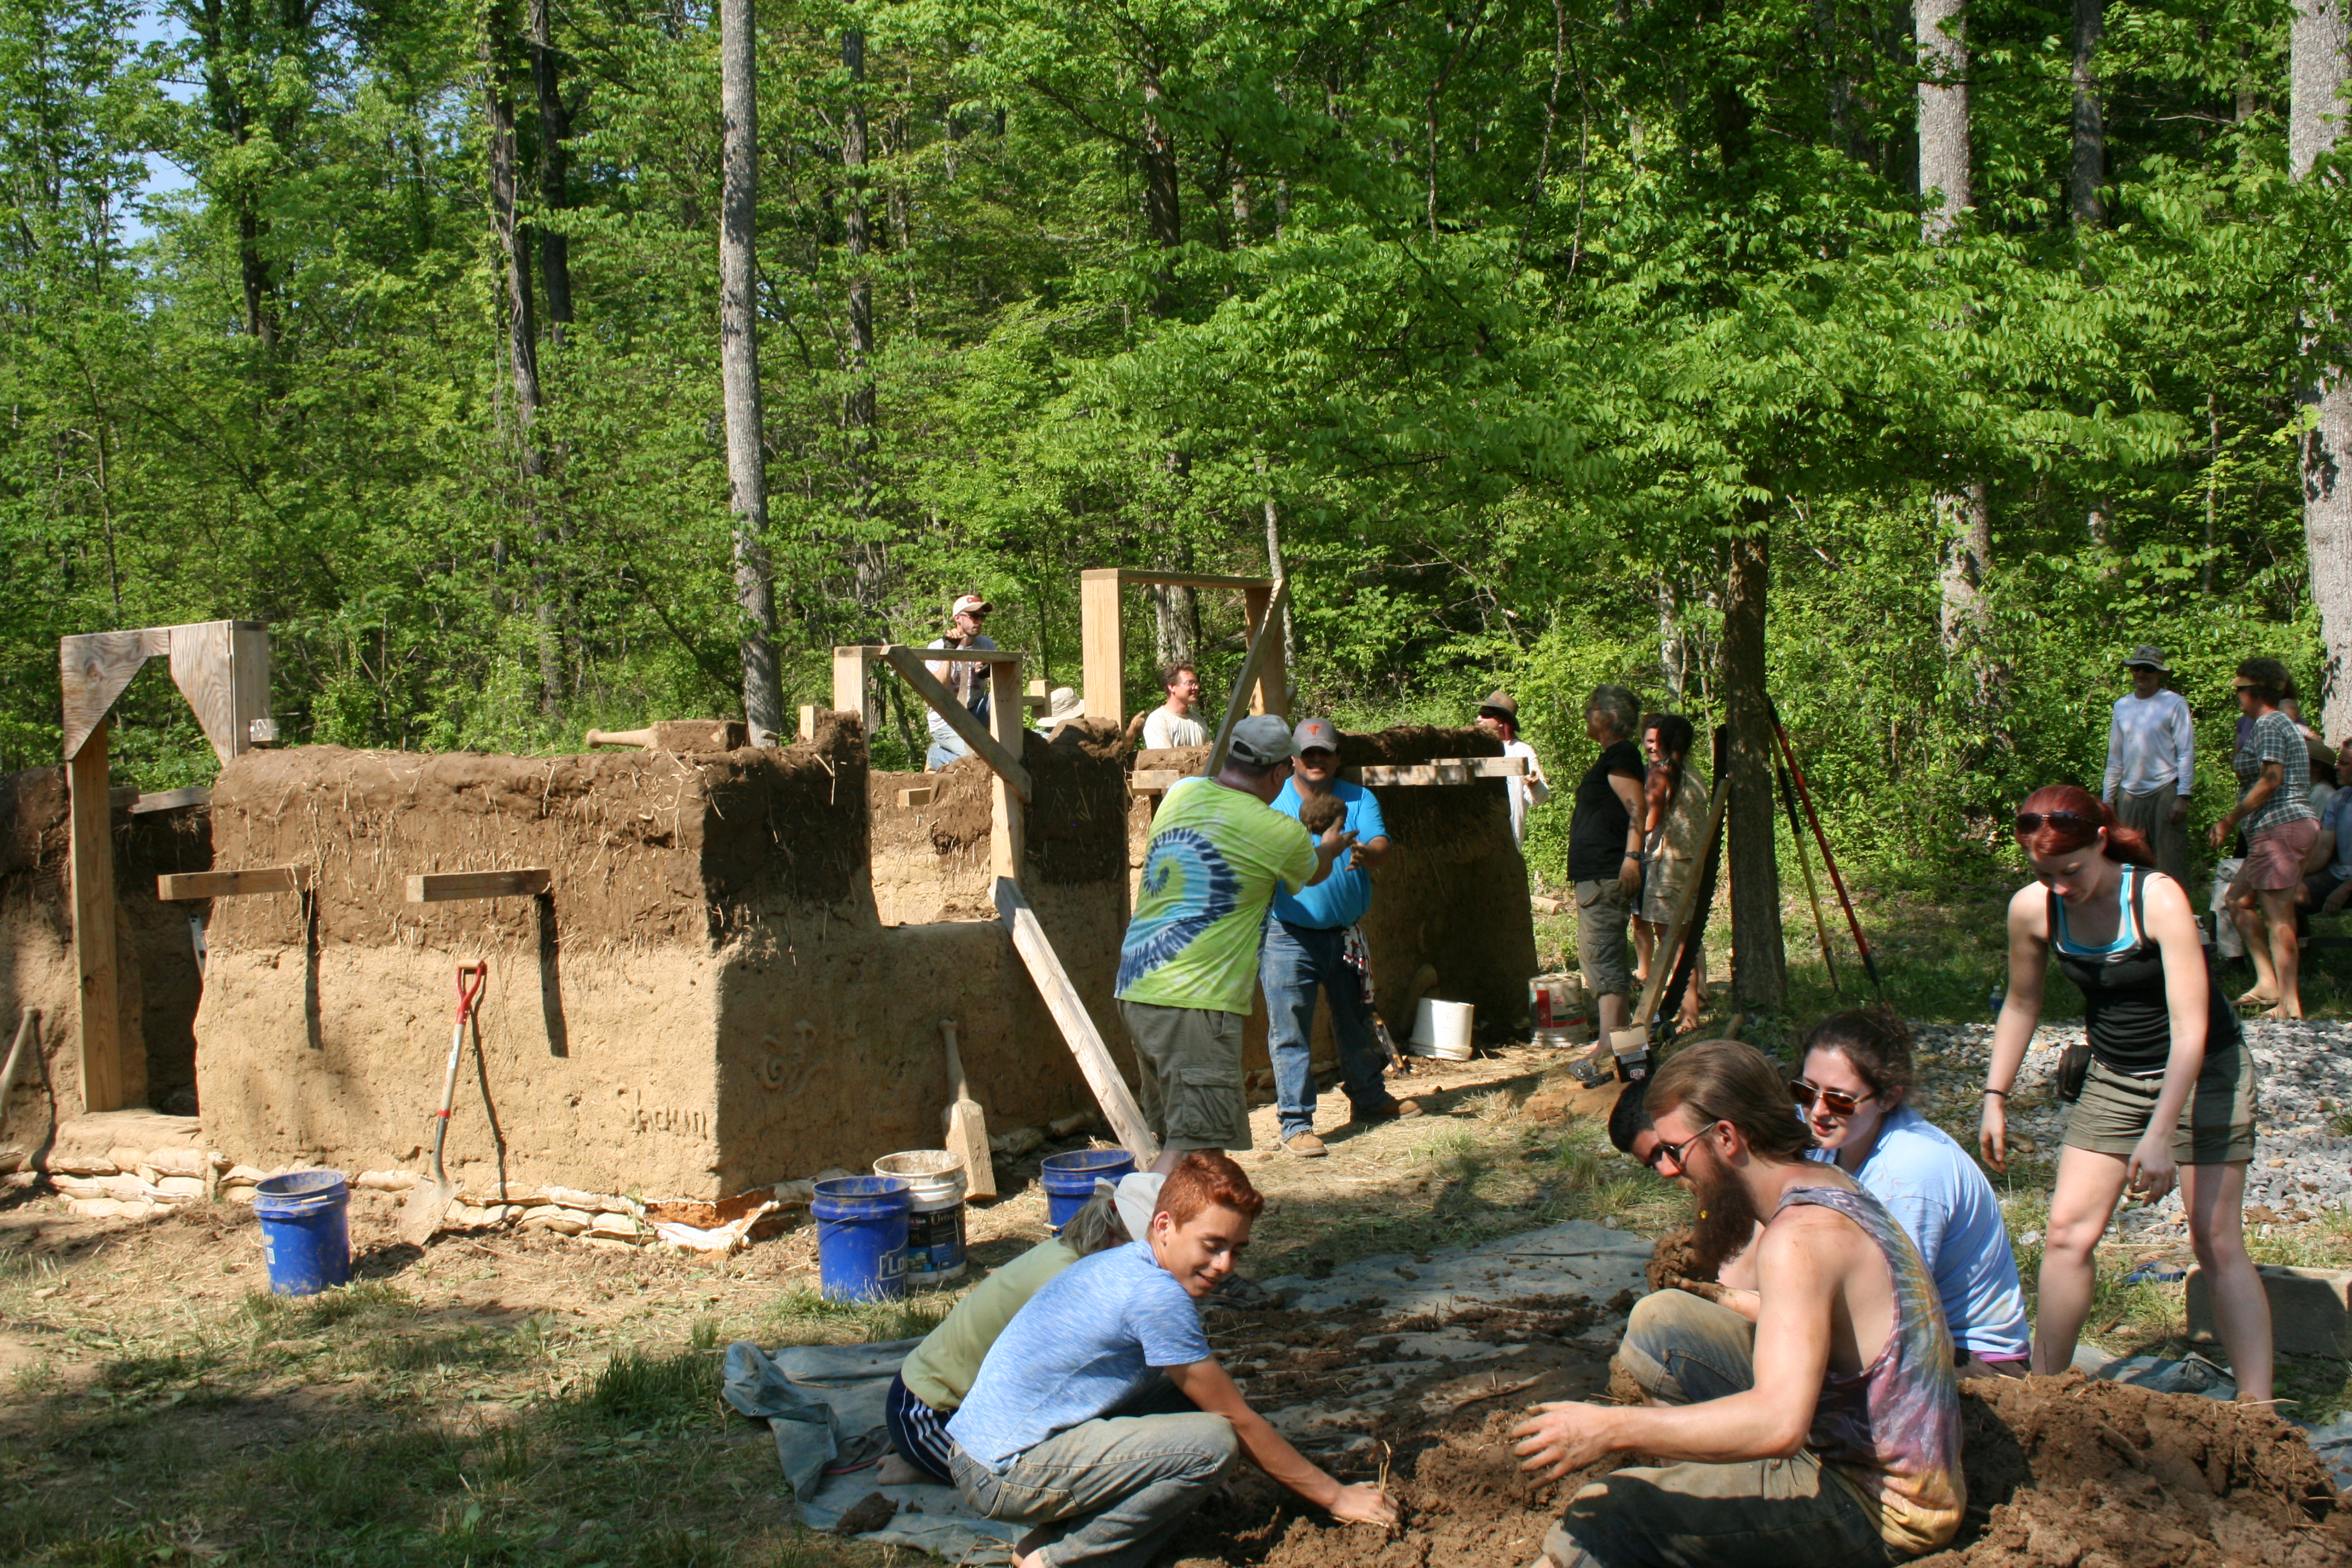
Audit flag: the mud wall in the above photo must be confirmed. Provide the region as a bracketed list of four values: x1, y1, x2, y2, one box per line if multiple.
[0, 769, 211, 1152]
[1129, 725, 1539, 1069]
[194, 717, 1134, 1199]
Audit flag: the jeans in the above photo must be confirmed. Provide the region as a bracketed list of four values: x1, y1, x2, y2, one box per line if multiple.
[1543, 1290, 1899, 1568]
[927, 735, 971, 771]
[949, 1409, 1238, 1568]
[1259, 920, 1394, 1140]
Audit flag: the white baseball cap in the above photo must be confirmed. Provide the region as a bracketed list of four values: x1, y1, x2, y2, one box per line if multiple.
[1111, 1171, 1166, 1240]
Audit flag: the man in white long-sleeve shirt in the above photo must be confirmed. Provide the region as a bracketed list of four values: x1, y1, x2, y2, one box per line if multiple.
[2101, 644, 2194, 884]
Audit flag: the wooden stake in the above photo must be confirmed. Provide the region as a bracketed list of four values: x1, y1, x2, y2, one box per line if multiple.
[1080, 570, 1126, 731]
[68, 720, 122, 1112]
[990, 659, 1026, 883]
[158, 866, 313, 901]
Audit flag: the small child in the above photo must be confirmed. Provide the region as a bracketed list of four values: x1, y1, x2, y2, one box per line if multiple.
[1296, 789, 1346, 838]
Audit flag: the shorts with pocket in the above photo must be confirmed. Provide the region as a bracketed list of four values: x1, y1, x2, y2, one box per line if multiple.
[2245, 818, 2319, 892]
[1575, 877, 1634, 999]
[1119, 999, 1250, 1152]
[2063, 1049, 2257, 1165]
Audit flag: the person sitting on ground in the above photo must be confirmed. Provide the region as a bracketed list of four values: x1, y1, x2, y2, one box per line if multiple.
[1567, 685, 1646, 1052]
[1633, 713, 1710, 1032]
[1263, 717, 1421, 1158]
[945, 1152, 1397, 1567]
[1125, 661, 1209, 750]
[1475, 689, 1550, 846]
[925, 593, 999, 771]
[2215, 657, 2319, 1018]
[1118, 715, 1356, 1174]
[2304, 739, 2352, 921]
[1512, 1039, 1965, 1568]
[880, 1175, 1164, 1487]
[1798, 1008, 2030, 1379]
[1988, 785, 2272, 1402]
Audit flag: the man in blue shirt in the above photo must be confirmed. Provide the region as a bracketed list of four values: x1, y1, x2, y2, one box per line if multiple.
[1262, 718, 1421, 1157]
[946, 1153, 1396, 1566]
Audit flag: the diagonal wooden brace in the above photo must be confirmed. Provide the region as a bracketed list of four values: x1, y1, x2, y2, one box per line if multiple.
[882, 645, 1033, 800]
[996, 878, 1158, 1163]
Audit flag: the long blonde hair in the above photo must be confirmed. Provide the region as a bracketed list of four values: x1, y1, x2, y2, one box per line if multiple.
[1060, 1185, 1129, 1256]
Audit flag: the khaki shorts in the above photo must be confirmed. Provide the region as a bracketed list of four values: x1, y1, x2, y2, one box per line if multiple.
[1575, 878, 1634, 999]
[2063, 1050, 2257, 1165]
[1119, 1000, 1250, 1152]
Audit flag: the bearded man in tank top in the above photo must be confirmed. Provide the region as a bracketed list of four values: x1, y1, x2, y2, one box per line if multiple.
[1512, 1040, 1964, 1568]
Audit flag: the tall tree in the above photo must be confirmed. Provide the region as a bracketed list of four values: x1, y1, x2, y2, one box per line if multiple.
[528, 0, 573, 340]
[842, 26, 878, 609]
[1918, 0, 1988, 653]
[2069, 0, 2105, 227]
[2292, 0, 2351, 742]
[719, 0, 783, 735]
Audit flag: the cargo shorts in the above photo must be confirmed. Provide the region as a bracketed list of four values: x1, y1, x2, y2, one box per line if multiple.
[1119, 999, 1251, 1152]
[1575, 877, 1635, 1000]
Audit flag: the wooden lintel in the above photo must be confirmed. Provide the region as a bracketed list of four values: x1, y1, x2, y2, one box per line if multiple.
[995, 878, 1158, 1163]
[404, 869, 552, 903]
[884, 642, 1020, 663]
[1080, 568, 1275, 592]
[110, 785, 213, 814]
[880, 646, 1034, 800]
[158, 865, 312, 901]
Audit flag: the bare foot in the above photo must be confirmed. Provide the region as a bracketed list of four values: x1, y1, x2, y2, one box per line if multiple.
[874, 1454, 929, 1487]
[2235, 988, 2278, 1007]
[2264, 1002, 2304, 1020]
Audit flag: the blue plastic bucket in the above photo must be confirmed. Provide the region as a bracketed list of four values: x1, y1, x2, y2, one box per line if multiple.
[253, 1170, 352, 1296]
[813, 1177, 911, 1301]
[1041, 1149, 1135, 1231]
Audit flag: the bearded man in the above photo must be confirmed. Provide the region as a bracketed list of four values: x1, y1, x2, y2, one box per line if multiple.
[1511, 1039, 1964, 1568]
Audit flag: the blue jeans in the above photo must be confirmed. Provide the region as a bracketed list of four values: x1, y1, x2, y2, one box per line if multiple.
[950, 1408, 1237, 1568]
[927, 736, 970, 771]
[1260, 920, 1394, 1140]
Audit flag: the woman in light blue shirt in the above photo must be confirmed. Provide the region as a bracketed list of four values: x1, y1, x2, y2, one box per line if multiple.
[1797, 1007, 2031, 1377]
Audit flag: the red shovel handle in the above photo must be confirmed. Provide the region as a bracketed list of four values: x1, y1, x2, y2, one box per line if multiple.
[456, 962, 488, 1025]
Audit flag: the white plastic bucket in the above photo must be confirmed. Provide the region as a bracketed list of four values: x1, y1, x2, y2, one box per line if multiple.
[1528, 972, 1585, 1030]
[873, 1150, 968, 1285]
[1409, 998, 1476, 1060]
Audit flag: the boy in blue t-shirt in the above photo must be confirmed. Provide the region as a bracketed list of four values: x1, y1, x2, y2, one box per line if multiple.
[1261, 718, 1421, 1158]
[946, 1153, 1396, 1566]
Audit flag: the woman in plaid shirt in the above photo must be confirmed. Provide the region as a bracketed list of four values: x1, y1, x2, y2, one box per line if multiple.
[2212, 657, 2319, 1018]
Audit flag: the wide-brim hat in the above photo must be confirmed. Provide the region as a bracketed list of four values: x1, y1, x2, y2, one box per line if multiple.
[1047, 687, 1085, 720]
[2123, 644, 2169, 673]
[1478, 688, 1518, 717]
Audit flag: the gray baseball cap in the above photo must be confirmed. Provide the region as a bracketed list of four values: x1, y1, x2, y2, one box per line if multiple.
[1226, 714, 1297, 766]
[1293, 717, 1340, 754]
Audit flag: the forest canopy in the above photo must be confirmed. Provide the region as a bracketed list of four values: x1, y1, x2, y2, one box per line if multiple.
[2, 0, 2344, 890]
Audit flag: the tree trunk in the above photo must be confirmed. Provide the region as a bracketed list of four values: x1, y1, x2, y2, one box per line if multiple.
[1721, 523, 1786, 1015]
[1140, 70, 1180, 315]
[843, 28, 880, 611]
[2069, 0, 2105, 226]
[2293, 0, 2352, 743]
[486, 30, 563, 718]
[1918, 0, 1987, 655]
[529, 0, 573, 341]
[1658, 578, 1686, 699]
[720, 0, 784, 736]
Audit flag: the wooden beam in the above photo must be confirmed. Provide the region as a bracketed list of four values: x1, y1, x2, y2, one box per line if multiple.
[879, 646, 1034, 800]
[1087, 569, 1274, 592]
[404, 869, 552, 903]
[60, 629, 169, 762]
[1080, 571, 1126, 732]
[158, 866, 313, 901]
[1242, 584, 1288, 719]
[68, 722, 123, 1112]
[798, 705, 818, 742]
[895, 786, 935, 809]
[1204, 578, 1289, 776]
[990, 660, 1027, 883]
[583, 720, 749, 751]
[1024, 677, 1049, 716]
[887, 642, 1019, 662]
[109, 785, 212, 814]
[831, 645, 879, 728]
[168, 619, 272, 767]
[995, 878, 1158, 1162]
[1128, 755, 1530, 794]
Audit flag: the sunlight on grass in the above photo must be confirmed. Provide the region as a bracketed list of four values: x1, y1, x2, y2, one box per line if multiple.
[757, 1288, 955, 1348]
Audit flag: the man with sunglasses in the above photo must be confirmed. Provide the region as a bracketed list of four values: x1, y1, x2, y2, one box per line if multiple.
[1515, 1041, 1963, 1568]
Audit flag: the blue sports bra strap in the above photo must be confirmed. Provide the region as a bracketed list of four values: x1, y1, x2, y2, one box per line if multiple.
[2048, 886, 2063, 946]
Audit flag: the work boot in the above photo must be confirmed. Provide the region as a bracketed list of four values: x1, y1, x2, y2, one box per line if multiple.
[1282, 1131, 1328, 1158]
[1351, 1099, 1424, 1126]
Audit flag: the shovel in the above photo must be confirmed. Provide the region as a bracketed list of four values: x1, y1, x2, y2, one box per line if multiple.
[402, 962, 489, 1246]
[939, 1019, 997, 1201]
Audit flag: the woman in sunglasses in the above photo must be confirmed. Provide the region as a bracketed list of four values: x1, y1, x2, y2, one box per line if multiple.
[1982, 784, 2270, 1401]
[1798, 1008, 2029, 1379]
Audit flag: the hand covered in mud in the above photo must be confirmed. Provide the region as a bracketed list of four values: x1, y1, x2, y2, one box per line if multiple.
[1668, 1276, 1761, 1322]
[1327, 1483, 1398, 1526]
[1512, 1400, 1615, 1481]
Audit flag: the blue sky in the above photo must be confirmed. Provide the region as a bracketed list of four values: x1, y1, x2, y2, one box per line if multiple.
[125, 2, 195, 242]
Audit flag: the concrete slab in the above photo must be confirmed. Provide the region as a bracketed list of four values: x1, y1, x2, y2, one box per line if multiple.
[1259, 1220, 1652, 1313]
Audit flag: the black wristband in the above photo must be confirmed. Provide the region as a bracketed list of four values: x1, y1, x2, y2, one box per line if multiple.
[1982, 1088, 2008, 1099]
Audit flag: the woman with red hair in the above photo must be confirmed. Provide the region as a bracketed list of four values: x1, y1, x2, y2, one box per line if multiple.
[1978, 785, 2270, 1400]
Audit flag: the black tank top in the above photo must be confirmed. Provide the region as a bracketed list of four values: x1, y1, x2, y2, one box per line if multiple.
[2050, 864, 2239, 1077]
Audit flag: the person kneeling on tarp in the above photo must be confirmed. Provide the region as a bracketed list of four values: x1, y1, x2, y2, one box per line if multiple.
[880, 1174, 1164, 1487]
[945, 1152, 1397, 1567]
[1512, 1040, 1964, 1568]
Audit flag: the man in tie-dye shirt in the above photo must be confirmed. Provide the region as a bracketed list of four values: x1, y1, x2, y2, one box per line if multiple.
[1512, 1040, 1964, 1568]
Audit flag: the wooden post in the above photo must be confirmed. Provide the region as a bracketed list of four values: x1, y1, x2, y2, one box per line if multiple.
[1242, 583, 1289, 720]
[68, 720, 124, 1113]
[990, 659, 1026, 882]
[831, 645, 878, 730]
[878, 645, 1033, 799]
[1080, 569, 1125, 732]
[1204, 579, 1289, 776]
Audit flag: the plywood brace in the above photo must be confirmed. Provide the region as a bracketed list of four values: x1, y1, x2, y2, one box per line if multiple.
[1077, 568, 1287, 733]
[996, 878, 1158, 1163]
[158, 866, 313, 901]
[406, 870, 554, 903]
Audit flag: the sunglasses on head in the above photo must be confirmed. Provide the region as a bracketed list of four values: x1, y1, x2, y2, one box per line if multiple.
[2014, 810, 2097, 835]
[1789, 1079, 1875, 1117]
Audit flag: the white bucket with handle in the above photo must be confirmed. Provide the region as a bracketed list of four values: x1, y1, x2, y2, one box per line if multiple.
[1409, 998, 1475, 1060]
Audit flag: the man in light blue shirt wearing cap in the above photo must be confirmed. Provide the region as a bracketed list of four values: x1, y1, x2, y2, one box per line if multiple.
[1261, 718, 1421, 1157]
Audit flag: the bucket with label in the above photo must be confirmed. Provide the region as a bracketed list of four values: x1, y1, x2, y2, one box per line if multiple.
[873, 1150, 968, 1287]
[1529, 972, 1587, 1031]
[812, 1176, 910, 1301]
[1040, 1148, 1135, 1230]
[253, 1169, 352, 1296]
[1408, 998, 1476, 1060]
